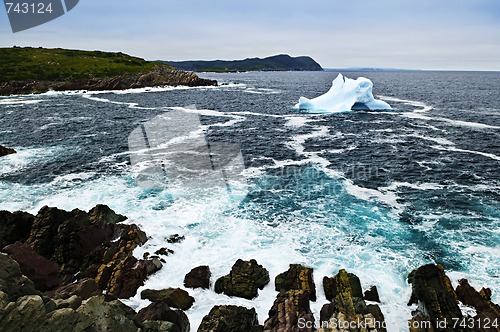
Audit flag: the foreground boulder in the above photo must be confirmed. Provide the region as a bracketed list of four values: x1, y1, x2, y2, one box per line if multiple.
[3, 241, 60, 292]
[198, 305, 263, 332]
[0, 253, 39, 301]
[275, 264, 316, 301]
[319, 269, 387, 332]
[137, 300, 190, 332]
[215, 259, 270, 299]
[407, 264, 463, 331]
[264, 289, 315, 332]
[141, 288, 195, 310]
[0, 145, 16, 157]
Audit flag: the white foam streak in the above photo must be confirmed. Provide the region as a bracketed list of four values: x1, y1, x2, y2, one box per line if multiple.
[379, 96, 433, 113]
[431, 145, 500, 161]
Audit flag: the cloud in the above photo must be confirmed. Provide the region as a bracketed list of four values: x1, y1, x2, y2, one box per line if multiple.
[1, 0, 499, 70]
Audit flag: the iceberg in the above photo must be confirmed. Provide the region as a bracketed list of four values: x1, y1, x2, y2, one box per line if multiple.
[295, 73, 392, 113]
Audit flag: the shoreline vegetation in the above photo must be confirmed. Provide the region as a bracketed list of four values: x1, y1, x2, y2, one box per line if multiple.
[0, 47, 217, 96]
[0, 204, 498, 331]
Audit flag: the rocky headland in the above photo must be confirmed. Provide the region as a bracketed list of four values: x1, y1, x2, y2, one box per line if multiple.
[0, 205, 499, 331]
[0, 47, 217, 96]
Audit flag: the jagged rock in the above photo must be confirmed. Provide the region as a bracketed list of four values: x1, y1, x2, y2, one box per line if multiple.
[198, 305, 263, 332]
[44, 278, 99, 300]
[0, 210, 34, 248]
[88, 204, 127, 224]
[3, 241, 61, 291]
[319, 269, 386, 332]
[456, 279, 500, 331]
[276, 264, 317, 301]
[323, 270, 362, 302]
[263, 289, 314, 332]
[16, 205, 157, 298]
[0, 295, 53, 331]
[184, 265, 211, 289]
[408, 264, 464, 332]
[0, 145, 16, 157]
[364, 285, 381, 303]
[214, 259, 270, 299]
[141, 288, 195, 310]
[0, 253, 39, 301]
[137, 301, 190, 332]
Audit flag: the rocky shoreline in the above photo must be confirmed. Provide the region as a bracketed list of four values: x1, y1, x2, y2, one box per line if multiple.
[0, 205, 499, 331]
[0, 65, 217, 96]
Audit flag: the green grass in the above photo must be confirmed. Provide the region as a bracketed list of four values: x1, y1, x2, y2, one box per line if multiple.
[0, 47, 172, 83]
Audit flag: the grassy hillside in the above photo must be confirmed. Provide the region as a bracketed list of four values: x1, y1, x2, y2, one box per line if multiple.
[0, 47, 170, 83]
[162, 54, 323, 72]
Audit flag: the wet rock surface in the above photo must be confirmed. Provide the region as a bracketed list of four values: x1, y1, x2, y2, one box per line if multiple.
[264, 289, 315, 332]
[141, 288, 195, 310]
[198, 305, 263, 332]
[0, 145, 16, 157]
[276, 264, 317, 301]
[184, 265, 211, 289]
[215, 259, 270, 299]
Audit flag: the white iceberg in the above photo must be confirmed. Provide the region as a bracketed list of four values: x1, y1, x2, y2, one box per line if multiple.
[295, 73, 392, 113]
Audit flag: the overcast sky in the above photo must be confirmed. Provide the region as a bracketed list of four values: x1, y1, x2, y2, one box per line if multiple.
[1, 0, 500, 70]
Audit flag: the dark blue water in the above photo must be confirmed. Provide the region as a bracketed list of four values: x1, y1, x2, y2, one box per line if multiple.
[0, 71, 499, 329]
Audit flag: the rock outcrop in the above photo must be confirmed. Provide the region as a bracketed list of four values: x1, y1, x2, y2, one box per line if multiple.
[319, 269, 387, 332]
[141, 288, 195, 310]
[0, 205, 161, 298]
[3, 242, 60, 292]
[184, 265, 211, 289]
[0, 145, 16, 157]
[215, 259, 270, 299]
[0, 66, 217, 95]
[264, 289, 315, 332]
[456, 279, 500, 332]
[407, 264, 463, 331]
[275, 264, 317, 301]
[137, 301, 190, 332]
[0, 210, 34, 248]
[198, 305, 263, 332]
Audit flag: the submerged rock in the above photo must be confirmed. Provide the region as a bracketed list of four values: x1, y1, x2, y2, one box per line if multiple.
[214, 259, 270, 299]
[184, 265, 211, 289]
[319, 269, 387, 332]
[275, 264, 317, 301]
[198, 305, 262, 332]
[141, 288, 195, 310]
[0, 145, 16, 157]
[263, 289, 315, 332]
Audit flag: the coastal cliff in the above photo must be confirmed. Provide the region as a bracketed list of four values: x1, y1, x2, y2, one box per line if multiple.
[0, 47, 216, 95]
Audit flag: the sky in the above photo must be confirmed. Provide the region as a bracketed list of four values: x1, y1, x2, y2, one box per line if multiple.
[1, 0, 500, 70]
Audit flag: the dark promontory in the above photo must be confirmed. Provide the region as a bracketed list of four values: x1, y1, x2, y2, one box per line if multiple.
[161, 54, 323, 72]
[0, 47, 217, 95]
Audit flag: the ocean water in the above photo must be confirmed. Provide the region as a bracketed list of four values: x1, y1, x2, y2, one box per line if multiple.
[0, 71, 499, 331]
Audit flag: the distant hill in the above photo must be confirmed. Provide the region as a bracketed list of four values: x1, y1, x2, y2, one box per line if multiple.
[0, 47, 216, 95]
[325, 67, 421, 72]
[161, 54, 323, 72]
